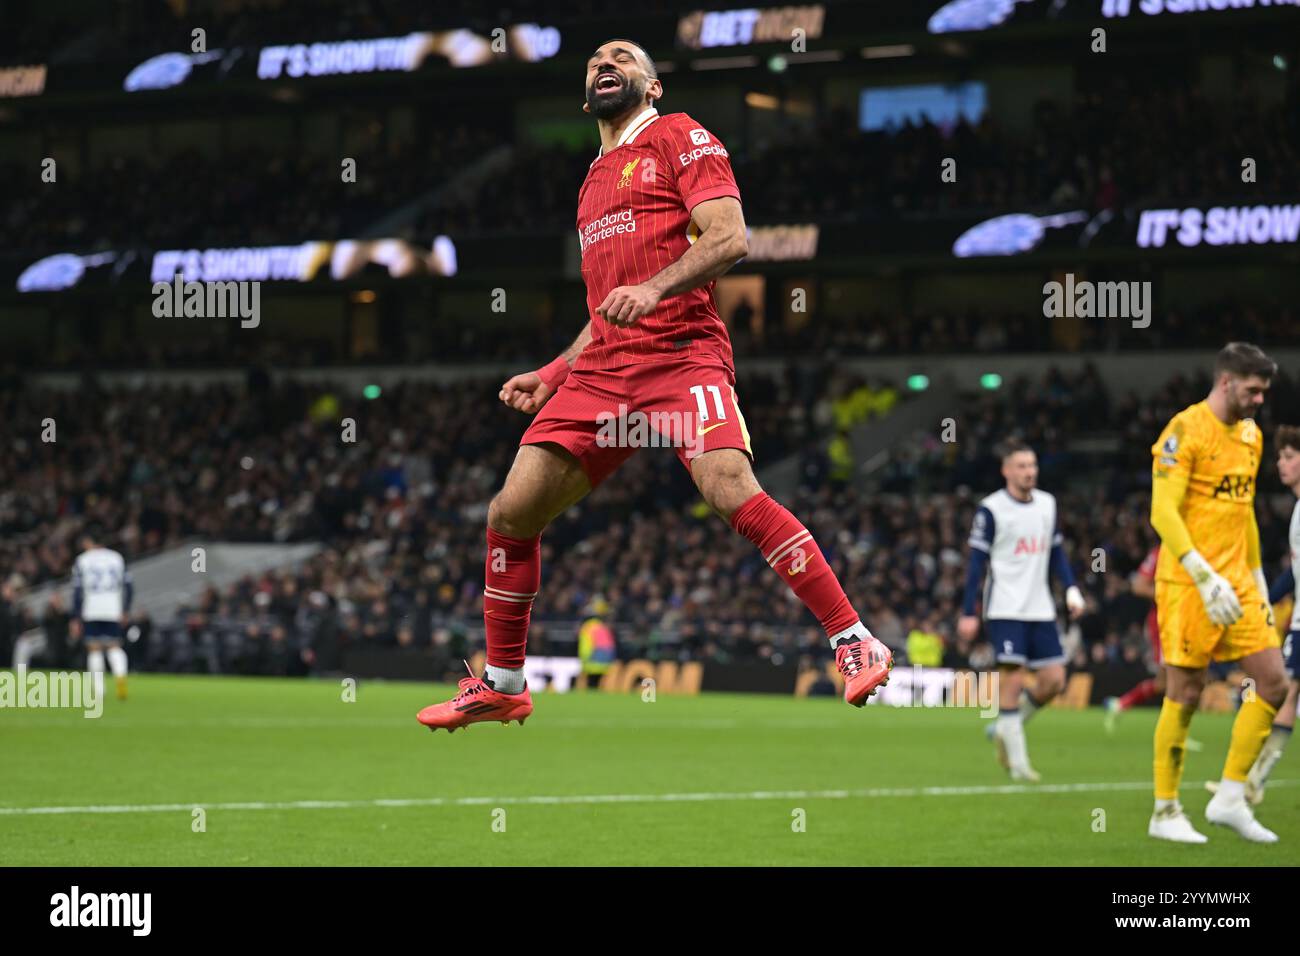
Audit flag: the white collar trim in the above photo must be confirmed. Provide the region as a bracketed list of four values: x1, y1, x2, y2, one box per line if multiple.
[598, 107, 659, 157]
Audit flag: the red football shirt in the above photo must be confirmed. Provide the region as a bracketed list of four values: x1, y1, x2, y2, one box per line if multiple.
[1137, 546, 1159, 581]
[574, 108, 742, 371]
[1138, 545, 1160, 643]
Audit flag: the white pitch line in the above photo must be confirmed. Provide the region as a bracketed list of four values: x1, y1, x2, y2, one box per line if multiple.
[1, 779, 1292, 817]
[0, 716, 843, 729]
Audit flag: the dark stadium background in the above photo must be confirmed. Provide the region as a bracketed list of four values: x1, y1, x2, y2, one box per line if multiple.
[2, 0, 1298, 704]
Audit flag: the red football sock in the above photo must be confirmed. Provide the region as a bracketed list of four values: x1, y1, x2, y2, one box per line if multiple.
[1118, 678, 1160, 711]
[729, 492, 859, 637]
[483, 528, 541, 670]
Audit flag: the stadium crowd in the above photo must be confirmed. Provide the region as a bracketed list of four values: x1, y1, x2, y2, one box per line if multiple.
[423, 82, 1300, 234]
[1, 0, 635, 67]
[0, 364, 832, 589]
[732, 304, 1300, 359]
[4, 361, 1295, 690]
[12, 75, 1296, 258]
[4, 126, 501, 255]
[11, 302, 1297, 374]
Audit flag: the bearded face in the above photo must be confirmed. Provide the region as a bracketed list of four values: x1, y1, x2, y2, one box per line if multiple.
[1224, 374, 1269, 421]
[586, 64, 646, 120]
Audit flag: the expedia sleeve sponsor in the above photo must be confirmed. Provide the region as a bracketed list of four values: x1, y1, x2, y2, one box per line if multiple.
[662, 117, 741, 213]
[678, 142, 729, 168]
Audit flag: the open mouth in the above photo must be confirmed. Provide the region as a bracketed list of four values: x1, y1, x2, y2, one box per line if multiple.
[594, 72, 623, 94]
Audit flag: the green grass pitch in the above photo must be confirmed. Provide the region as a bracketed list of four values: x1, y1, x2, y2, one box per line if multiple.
[1, 673, 1294, 866]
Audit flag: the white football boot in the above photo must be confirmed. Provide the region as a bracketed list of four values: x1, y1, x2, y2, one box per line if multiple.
[1009, 763, 1041, 783]
[1149, 803, 1208, 844]
[1203, 778, 1262, 805]
[1205, 790, 1278, 843]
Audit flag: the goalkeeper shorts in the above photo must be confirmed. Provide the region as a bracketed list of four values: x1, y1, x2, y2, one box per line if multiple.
[1156, 580, 1279, 669]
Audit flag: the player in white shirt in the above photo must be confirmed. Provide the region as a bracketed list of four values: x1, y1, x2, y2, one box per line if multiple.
[958, 439, 1086, 781]
[70, 530, 133, 701]
[1212, 425, 1300, 805]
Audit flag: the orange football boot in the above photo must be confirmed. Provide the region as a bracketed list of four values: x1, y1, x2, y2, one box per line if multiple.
[835, 636, 893, 707]
[417, 665, 533, 733]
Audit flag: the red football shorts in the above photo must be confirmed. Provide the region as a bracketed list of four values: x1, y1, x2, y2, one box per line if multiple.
[520, 358, 753, 487]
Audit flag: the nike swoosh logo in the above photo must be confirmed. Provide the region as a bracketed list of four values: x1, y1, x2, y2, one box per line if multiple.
[698, 422, 727, 436]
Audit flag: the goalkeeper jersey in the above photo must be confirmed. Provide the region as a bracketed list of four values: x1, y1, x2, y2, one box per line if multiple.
[1151, 400, 1262, 591]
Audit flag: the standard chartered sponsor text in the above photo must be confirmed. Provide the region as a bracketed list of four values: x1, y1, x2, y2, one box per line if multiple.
[580, 209, 637, 252]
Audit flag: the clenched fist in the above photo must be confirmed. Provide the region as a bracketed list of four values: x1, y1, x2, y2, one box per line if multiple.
[499, 371, 555, 415]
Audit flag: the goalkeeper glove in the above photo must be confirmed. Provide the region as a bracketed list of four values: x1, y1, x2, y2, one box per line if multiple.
[1181, 550, 1242, 627]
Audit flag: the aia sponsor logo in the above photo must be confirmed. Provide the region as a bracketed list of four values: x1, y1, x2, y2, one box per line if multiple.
[1211, 474, 1254, 500]
[1013, 537, 1049, 556]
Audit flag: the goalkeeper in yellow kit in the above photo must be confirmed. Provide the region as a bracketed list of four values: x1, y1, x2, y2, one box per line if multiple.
[1147, 342, 1287, 844]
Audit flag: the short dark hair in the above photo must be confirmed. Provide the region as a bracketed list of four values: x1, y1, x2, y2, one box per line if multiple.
[1276, 425, 1300, 454]
[997, 437, 1033, 462]
[1215, 342, 1276, 380]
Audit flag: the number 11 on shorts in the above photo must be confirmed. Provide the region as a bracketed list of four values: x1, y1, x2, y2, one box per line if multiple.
[690, 384, 726, 421]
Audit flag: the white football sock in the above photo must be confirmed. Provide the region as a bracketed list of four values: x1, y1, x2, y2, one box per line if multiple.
[1154, 797, 1177, 812]
[828, 621, 871, 649]
[485, 664, 524, 695]
[87, 649, 105, 674]
[1248, 727, 1290, 788]
[997, 710, 1030, 770]
[1019, 687, 1042, 724]
[106, 647, 128, 678]
[1215, 778, 1246, 802]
